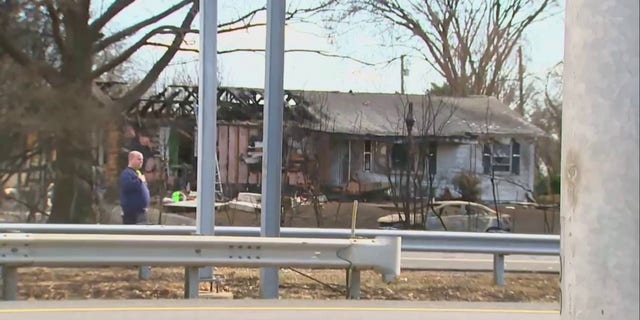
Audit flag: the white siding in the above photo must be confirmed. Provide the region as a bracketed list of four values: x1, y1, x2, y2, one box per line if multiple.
[323, 138, 537, 202]
[435, 139, 536, 202]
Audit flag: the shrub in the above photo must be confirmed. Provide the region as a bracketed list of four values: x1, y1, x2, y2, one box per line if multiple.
[452, 172, 481, 202]
[535, 174, 561, 195]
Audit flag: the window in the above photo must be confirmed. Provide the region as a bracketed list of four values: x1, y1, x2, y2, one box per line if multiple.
[439, 204, 461, 217]
[483, 139, 521, 175]
[363, 140, 373, 171]
[390, 143, 408, 170]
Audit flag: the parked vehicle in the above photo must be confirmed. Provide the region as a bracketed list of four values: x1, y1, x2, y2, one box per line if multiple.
[227, 192, 262, 213]
[376, 200, 511, 232]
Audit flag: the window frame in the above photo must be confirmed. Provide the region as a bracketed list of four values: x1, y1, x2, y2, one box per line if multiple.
[424, 141, 437, 176]
[389, 143, 408, 171]
[491, 142, 512, 172]
[363, 140, 373, 172]
[483, 139, 521, 175]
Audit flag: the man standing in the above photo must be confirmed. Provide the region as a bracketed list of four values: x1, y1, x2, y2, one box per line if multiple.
[119, 151, 150, 224]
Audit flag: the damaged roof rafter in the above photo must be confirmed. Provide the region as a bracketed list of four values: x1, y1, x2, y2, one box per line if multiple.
[120, 85, 320, 123]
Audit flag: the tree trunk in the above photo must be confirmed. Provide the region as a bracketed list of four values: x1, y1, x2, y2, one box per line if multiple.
[48, 135, 95, 223]
[105, 122, 121, 188]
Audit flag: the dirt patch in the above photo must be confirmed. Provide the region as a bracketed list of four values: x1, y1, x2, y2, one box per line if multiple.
[14, 267, 559, 302]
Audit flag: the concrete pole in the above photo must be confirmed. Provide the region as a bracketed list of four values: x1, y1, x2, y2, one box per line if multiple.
[196, 0, 218, 281]
[400, 54, 405, 94]
[562, 1, 639, 319]
[260, 0, 286, 299]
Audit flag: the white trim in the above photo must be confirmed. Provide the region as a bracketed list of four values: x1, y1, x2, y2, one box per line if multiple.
[347, 140, 352, 180]
[363, 140, 373, 172]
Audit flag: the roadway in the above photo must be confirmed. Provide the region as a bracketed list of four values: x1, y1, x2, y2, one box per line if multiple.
[402, 252, 559, 272]
[0, 300, 560, 320]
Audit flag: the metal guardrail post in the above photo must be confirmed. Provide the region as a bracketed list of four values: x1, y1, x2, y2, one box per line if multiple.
[184, 267, 199, 298]
[2, 266, 18, 300]
[138, 266, 151, 280]
[493, 254, 505, 286]
[347, 268, 361, 299]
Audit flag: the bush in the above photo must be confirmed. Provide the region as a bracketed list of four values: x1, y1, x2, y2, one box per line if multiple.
[452, 172, 481, 202]
[535, 174, 561, 195]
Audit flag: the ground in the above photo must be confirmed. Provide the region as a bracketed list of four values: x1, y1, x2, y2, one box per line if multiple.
[15, 267, 559, 302]
[159, 200, 560, 235]
[2, 200, 560, 302]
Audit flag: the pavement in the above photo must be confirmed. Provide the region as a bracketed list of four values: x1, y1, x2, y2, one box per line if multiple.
[402, 252, 560, 272]
[0, 299, 560, 320]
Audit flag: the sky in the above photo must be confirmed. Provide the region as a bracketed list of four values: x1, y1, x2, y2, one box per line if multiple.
[104, 0, 565, 95]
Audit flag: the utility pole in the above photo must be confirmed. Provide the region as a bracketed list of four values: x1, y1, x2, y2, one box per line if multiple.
[400, 54, 406, 94]
[195, 0, 218, 283]
[260, 0, 286, 299]
[517, 46, 525, 116]
[404, 102, 415, 228]
[562, 0, 638, 319]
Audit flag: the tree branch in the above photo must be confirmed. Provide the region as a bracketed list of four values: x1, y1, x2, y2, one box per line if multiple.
[218, 22, 267, 34]
[218, 6, 265, 29]
[115, 2, 199, 110]
[88, 0, 135, 36]
[144, 43, 383, 66]
[93, 0, 194, 53]
[43, 0, 66, 58]
[348, 0, 552, 96]
[0, 32, 63, 86]
[91, 26, 189, 79]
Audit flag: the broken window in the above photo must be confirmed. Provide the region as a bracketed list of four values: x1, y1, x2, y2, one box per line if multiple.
[483, 139, 521, 174]
[390, 143, 408, 170]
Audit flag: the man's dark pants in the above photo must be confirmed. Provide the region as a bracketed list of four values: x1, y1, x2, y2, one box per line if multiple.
[122, 211, 148, 225]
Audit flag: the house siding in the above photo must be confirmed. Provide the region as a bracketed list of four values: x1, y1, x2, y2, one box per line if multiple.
[147, 123, 536, 201]
[435, 139, 535, 202]
[326, 137, 348, 187]
[321, 138, 536, 202]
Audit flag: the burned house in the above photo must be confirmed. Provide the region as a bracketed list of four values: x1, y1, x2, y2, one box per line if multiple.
[113, 86, 544, 202]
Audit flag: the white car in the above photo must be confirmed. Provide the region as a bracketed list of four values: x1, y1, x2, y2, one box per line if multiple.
[376, 200, 511, 232]
[227, 192, 262, 213]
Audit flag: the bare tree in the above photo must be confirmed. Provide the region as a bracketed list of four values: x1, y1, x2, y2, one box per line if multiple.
[0, 0, 337, 223]
[384, 94, 456, 229]
[530, 62, 562, 194]
[281, 92, 330, 228]
[335, 0, 556, 96]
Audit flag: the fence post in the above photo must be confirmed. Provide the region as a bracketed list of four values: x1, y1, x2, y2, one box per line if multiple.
[493, 254, 505, 286]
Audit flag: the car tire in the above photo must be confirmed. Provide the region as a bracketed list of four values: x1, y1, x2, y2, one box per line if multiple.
[485, 226, 508, 233]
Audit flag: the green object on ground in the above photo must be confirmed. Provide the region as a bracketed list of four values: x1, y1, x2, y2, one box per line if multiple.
[171, 191, 185, 202]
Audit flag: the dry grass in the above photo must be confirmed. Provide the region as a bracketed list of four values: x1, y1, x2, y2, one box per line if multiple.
[15, 267, 559, 302]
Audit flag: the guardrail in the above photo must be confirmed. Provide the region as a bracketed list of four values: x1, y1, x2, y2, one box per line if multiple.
[0, 224, 560, 255]
[0, 223, 560, 290]
[0, 233, 401, 301]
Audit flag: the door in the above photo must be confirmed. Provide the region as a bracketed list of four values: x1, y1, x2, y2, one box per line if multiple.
[327, 139, 349, 187]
